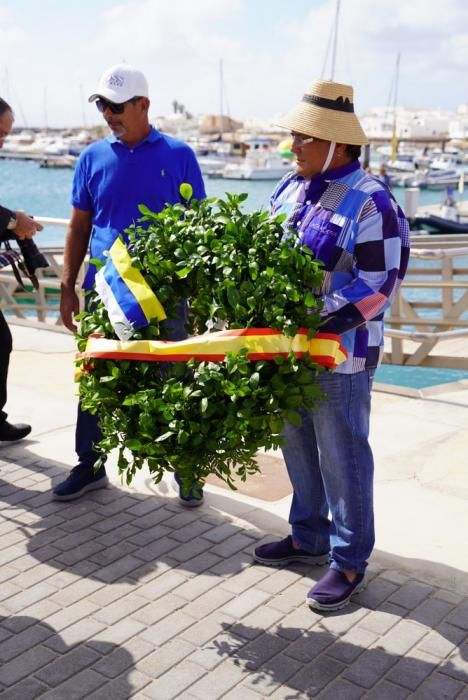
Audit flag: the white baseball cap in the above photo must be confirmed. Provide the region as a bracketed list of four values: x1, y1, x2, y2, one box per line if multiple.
[88, 64, 149, 104]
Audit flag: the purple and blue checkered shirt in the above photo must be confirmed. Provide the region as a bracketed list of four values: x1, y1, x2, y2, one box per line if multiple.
[270, 161, 410, 374]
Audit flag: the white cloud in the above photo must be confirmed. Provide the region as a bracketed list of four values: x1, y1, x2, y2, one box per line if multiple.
[0, 6, 27, 45]
[98, 0, 242, 56]
[2, 0, 468, 126]
[267, 0, 468, 116]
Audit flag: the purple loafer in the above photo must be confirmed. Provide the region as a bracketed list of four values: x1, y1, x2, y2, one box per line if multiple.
[306, 568, 366, 611]
[253, 535, 329, 566]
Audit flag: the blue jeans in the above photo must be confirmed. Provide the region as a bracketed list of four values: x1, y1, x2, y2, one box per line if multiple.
[281, 369, 375, 574]
[76, 301, 188, 467]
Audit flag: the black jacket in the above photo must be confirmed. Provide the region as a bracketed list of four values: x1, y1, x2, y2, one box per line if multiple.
[0, 205, 14, 240]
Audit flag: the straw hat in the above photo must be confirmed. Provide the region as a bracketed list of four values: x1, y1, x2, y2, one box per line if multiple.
[277, 79, 368, 146]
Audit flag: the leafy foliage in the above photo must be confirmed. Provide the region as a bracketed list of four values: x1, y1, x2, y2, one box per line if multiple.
[76, 191, 325, 493]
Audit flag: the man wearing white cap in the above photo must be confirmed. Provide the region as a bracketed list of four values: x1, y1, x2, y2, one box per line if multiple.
[55, 64, 205, 503]
[254, 80, 410, 611]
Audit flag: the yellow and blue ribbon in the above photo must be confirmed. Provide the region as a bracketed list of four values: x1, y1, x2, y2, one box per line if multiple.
[94, 238, 166, 340]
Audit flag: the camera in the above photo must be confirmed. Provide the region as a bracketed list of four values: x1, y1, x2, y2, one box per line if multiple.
[14, 236, 49, 276]
[3, 233, 49, 290]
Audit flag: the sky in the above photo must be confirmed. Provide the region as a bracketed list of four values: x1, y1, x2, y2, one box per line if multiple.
[1, 0, 468, 128]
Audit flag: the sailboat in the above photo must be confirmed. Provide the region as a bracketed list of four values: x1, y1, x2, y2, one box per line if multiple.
[196, 60, 246, 176]
[220, 137, 293, 180]
[383, 53, 417, 179]
[211, 60, 293, 181]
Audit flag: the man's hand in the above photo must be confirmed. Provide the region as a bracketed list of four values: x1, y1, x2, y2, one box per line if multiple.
[60, 285, 80, 333]
[14, 212, 43, 240]
[60, 207, 93, 334]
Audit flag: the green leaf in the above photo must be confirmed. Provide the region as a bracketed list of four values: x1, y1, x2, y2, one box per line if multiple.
[138, 204, 156, 217]
[249, 372, 260, 388]
[155, 431, 174, 442]
[284, 410, 302, 427]
[89, 257, 105, 270]
[226, 286, 240, 308]
[179, 182, 193, 201]
[176, 266, 193, 279]
[126, 438, 142, 450]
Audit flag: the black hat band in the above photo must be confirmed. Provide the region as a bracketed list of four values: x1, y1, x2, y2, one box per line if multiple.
[302, 94, 354, 113]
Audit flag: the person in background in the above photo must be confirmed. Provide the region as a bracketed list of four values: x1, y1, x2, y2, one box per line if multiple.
[54, 65, 206, 503]
[441, 186, 459, 222]
[253, 79, 410, 611]
[377, 163, 392, 189]
[0, 98, 43, 442]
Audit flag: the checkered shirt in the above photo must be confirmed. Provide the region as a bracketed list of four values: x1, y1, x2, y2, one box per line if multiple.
[270, 162, 410, 374]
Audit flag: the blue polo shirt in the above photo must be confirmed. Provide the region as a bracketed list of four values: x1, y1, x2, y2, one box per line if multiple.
[71, 126, 206, 289]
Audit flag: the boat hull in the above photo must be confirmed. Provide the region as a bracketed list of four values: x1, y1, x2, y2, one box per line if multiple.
[412, 215, 468, 234]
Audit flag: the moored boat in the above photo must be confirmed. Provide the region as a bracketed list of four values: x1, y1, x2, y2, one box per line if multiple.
[216, 137, 293, 181]
[220, 156, 292, 181]
[405, 168, 462, 190]
[411, 214, 468, 233]
[39, 155, 76, 169]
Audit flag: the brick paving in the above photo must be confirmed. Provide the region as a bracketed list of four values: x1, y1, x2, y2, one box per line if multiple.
[0, 450, 467, 699]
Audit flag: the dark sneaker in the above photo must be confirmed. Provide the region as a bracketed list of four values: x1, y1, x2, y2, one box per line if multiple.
[53, 465, 109, 501]
[306, 569, 366, 611]
[253, 535, 329, 566]
[0, 421, 31, 442]
[174, 472, 204, 508]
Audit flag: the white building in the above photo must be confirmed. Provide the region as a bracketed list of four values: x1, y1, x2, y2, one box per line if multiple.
[448, 104, 468, 141]
[361, 107, 449, 140]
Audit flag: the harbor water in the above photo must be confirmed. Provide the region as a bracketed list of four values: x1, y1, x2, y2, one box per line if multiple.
[0, 158, 458, 244]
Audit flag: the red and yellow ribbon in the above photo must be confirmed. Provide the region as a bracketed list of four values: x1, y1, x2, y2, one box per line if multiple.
[79, 329, 347, 370]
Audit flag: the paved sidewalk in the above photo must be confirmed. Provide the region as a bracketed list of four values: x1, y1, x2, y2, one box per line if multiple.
[0, 325, 466, 699]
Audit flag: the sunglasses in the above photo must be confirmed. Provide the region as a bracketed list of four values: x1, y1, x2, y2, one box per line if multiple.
[290, 133, 315, 147]
[95, 96, 141, 114]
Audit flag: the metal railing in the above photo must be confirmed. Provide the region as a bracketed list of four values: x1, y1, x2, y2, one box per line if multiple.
[0, 217, 72, 332]
[384, 233, 468, 369]
[1, 220, 467, 368]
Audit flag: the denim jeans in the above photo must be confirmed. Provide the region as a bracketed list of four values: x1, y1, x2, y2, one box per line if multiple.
[281, 369, 375, 574]
[76, 300, 188, 467]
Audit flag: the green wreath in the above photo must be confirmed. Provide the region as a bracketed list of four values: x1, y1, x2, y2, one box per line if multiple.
[76, 187, 328, 494]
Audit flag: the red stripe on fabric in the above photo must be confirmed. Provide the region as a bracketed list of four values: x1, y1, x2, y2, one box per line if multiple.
[246, 352, 290, 360]
[80, 350, 342, 368]
[82, 352, 228, 362]
[309, 354, 339, 368]
[214, 328, 284, 337]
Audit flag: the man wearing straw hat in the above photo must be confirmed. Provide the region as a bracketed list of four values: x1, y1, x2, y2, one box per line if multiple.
[254, 80, 410, 611]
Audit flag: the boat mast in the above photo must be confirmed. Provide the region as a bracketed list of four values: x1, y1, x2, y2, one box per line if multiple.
[219, 59, 224, 142]
[390, 52, 400, 164]
[321, 0, 340, 81]
[3, 67, 11, 103]
[43, 87, 48, 131]
[330, 0, 340, 81]
[80, 84, 87, 129]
